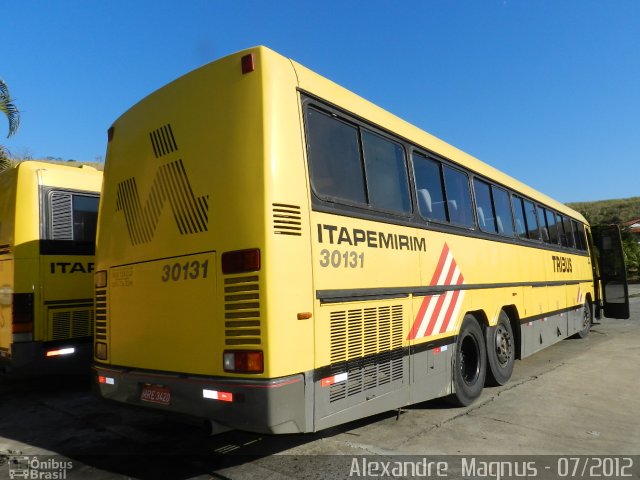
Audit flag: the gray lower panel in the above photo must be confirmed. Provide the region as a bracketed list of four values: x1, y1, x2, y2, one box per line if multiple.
[314, 343, 454, 432]
[409, 344, 453, 403]
[521, 306, 584, 358]
[94, 367, 309, 434]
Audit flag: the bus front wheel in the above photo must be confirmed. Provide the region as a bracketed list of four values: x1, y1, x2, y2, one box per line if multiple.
[574, 301, 592, 339]
[448, 314, 486, 406]
[485, 310, 515, 386]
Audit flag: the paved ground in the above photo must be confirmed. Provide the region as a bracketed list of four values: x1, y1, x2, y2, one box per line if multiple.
[1, 285, 639, 479]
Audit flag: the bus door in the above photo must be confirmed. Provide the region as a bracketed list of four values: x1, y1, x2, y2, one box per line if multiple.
[592, 225, 630, 319]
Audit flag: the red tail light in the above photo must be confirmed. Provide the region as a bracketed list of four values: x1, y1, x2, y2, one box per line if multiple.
[223, 350, 263, 373]
[12, 293, 34, 334]
[221, 249, 260, 274]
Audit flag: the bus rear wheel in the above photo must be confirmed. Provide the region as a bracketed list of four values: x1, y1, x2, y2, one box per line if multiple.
[448, 314, 486, 406]
[485, 310, 515, 386]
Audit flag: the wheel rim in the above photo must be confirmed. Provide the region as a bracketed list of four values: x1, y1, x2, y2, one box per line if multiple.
[494, 324, 513, 367]
[459, 334, 480, 386]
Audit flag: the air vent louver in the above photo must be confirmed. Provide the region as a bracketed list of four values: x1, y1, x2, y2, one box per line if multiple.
[273, 203, 302, 236]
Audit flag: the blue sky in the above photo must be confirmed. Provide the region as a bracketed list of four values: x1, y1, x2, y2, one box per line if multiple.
[3, 1, 639, 203]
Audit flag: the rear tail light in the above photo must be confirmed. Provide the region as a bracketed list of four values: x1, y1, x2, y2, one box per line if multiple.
[221, 249, 260, 274]
[95, 342, 108, 360]
[223, 350, 263, 373]
[95, 270, 107, 288]
[12, 293, 34, 335]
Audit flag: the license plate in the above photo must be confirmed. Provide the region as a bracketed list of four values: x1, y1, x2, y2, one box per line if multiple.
[140, 384, 171, 405]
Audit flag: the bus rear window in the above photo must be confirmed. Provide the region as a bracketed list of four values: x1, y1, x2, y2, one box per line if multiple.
[48, 191, 99, 242]
[73, 195, 99, 241]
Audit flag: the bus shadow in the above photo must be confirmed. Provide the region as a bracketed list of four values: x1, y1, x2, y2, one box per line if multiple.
[0, 374, 398, 479]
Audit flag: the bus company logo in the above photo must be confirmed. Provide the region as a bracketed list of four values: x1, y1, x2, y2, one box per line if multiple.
[407, 243, 466, 340]
[115, 159, 209, 245]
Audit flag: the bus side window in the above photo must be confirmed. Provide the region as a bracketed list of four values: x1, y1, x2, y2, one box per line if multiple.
[443, 166, 474, 227]
[576, 222, 587, 251]
[562, 215, 575, 249]
[545, 209, 560, 245]
[412, 153, 447, 222]
[362, 130, 411, 214]
[306, 107, 366, 205]
[537, 205, 550, 242]
[491, 185, 514, 237]
[523, 199, 541, 240]
[473, 179, 495, 233]
[512, 195, 527, 238]
[572, 220, 584, 250]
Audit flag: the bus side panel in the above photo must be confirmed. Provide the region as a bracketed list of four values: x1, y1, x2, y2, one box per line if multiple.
[260, 52, 316, 379]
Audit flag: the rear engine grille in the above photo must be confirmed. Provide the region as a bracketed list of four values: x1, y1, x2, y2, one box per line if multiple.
[224, 275, 261, 345]
[330, 305, 403, 363]
[273, 203, 302, 236]
[328, 305, 404, 402]
[50, 307, 94, 340]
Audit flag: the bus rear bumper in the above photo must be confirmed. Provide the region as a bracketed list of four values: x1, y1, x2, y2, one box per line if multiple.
[93, 365, 310, 434]
[1, 338, 92, 376]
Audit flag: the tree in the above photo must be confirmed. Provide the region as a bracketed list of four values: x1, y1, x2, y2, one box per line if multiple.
[0, 78, 20, 171]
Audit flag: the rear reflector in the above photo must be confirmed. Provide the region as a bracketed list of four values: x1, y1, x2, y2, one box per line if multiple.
[46, 347, 75, 357]
[203, 389, 233, 402]
[223, 350, 263, 373]
[221, 249, 260, 274]
[241, 53, 255, 74]
[98, 375, 115, 385]
[321, 372, 348, 387]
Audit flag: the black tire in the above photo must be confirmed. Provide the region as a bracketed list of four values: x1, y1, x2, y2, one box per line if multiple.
[485, 310, 515, 386]
[574, 301, 592, 339]
[448, 314, 486, 406]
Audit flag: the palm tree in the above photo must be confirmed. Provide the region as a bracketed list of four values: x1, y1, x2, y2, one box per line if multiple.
[0, 78, 20, 171]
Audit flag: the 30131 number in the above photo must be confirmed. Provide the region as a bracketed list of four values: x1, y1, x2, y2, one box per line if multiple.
[161, 260, 209, 282]
[319, 249, 364, 269]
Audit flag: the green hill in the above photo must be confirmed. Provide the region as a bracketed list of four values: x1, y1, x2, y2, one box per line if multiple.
[567, 197, 640, 224]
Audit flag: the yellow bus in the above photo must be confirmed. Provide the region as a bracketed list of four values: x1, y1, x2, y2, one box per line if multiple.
[94, 46, 628, 434]
[0, 161, 102, 375]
